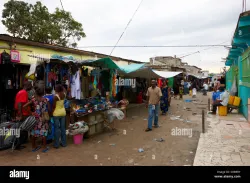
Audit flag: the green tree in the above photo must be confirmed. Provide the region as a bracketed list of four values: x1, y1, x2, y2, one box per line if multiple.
[2, 0, 86, 48]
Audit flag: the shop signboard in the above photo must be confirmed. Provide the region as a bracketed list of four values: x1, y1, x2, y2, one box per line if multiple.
[10, 50, 20, 63]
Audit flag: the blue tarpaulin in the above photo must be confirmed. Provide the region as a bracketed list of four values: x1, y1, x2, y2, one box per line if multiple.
[118, 63, 145, 73]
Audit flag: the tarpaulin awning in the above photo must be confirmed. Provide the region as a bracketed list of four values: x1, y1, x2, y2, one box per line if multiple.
[51, 54, 80, 63]
[187, 73, 205, 79]
[79, 57, 120, 69]
[118, 67, 182, 79]
[152, 70, 182, 78]
[118, 63, 145, 73]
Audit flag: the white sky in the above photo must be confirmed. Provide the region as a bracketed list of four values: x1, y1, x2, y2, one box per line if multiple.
[0, 0, 246, 73]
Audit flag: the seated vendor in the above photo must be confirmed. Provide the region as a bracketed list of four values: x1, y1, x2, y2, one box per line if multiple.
[211, 87, 229, 114]
[118, 95, 129, 118]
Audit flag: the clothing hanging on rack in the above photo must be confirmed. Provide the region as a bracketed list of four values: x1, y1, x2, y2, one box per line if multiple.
[71, 70, 81, 99]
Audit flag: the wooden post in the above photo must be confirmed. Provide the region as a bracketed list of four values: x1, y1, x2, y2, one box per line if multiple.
[248, 98, 250, 123]
[208, 98, 210, 111]
[202, 110, 205, 133]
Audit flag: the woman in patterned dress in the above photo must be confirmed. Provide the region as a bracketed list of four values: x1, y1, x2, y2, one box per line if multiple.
[160, 80, 170, 115]
[23, 88, 50, 153]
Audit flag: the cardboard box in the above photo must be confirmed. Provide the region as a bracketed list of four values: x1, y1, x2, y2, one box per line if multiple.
[96, 113, 104, 122]
[88, 114, 96, 123]
[88, 124, 96, 136]
[95, 121, 104, 133]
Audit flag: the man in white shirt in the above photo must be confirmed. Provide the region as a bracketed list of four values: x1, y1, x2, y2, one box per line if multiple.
[202, 82, 209, 95]
[211, 87, 229, 114]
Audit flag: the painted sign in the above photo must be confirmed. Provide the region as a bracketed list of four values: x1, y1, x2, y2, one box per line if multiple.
[10, 50, 20, 63]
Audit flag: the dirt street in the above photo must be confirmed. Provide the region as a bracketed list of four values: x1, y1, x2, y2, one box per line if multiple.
[0, 93, 210, 166]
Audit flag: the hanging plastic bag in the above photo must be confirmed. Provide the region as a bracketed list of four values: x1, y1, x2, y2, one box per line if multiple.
[230, 76, 237, 96]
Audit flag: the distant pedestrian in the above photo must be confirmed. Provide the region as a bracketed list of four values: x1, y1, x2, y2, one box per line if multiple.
[184, 80, 189, 95]
[191, 80, 198, 98]
[145, 80, 162, 132]
[160, 79, 170, 115]
[179, 80, 184, 99]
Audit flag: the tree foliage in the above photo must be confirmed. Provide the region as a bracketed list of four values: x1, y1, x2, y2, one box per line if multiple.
[2, 0, 86, 48]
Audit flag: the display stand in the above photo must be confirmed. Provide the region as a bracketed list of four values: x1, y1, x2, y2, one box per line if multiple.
[75, 110, 106, 137]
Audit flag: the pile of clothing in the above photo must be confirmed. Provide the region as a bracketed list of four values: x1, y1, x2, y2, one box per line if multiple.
[67, 122, 89, 135]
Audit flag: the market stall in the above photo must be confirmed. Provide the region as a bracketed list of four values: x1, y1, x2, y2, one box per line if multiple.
[0, 49, 30, 122]
[27, 56, 134, 138]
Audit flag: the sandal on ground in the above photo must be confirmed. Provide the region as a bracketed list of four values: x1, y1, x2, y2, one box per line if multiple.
[60, 143, 67, 147]
[32, 146, 41, 152]
[145, 128, 152, 132]
[42, 147, 49, 153]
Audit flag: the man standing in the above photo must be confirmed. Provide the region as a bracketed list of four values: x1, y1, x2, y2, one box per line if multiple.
[15, 81, 32, 120]
[202, 82, 209, 95]
[145, 80, 162, 132]
[211, 87, 229, 114]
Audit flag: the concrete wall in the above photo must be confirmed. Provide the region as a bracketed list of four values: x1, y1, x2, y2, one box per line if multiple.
[182, 65, 201, 75]
[202, 71, 209, 77]
[149, 56, 182, 67]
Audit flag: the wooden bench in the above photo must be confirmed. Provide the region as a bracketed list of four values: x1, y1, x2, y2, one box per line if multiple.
[227, 104, 240, 114]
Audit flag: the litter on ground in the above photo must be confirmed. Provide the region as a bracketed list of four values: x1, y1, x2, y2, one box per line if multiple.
[138, 148, 144, 152]
[154, 138, 165, 142]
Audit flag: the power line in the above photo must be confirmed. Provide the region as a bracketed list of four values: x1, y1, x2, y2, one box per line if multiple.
[59, 0, 78, 48]
[109, 0, 144, 56]
[78, 45, 230, 48]
[179, 41, 230, 58]
[60, 0, 64, 10]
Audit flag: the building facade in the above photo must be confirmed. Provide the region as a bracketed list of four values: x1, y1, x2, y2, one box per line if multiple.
[225, 11, 250, 120]
[0, 34, 142, 66]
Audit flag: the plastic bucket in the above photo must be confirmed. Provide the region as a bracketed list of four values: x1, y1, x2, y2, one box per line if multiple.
[233, 96, 241, 107]
[73, 134, 83, 144]
[228, 96, 235, 105]
[218, 106, 227, 116]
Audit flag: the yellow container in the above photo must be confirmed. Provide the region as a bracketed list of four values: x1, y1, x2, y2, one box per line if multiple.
[233, 96, 241, 106]
[189, 90, 192, 96]
[218, 106, 227, 116]
[228, 96, 235, 105]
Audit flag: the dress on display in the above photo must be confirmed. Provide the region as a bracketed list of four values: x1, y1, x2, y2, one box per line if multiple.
[71, 70, 81, 99]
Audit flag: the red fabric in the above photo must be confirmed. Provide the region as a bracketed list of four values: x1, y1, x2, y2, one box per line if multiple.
[48, 72, 57, 82]
[158, 78, 162, 87]
[15, 89, 30, 116]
